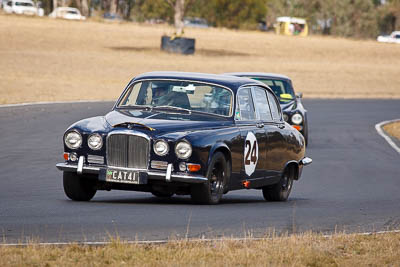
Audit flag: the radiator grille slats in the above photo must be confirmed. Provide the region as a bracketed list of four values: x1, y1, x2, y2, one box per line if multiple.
[107, 134, 149, 169]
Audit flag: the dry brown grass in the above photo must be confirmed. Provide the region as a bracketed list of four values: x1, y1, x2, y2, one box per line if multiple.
[0, 14, 400, 104]
[384, 121, 400, 140]
[1, 232, 400, 266]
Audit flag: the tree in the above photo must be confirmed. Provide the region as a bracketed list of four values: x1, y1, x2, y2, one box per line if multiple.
[164, 0, 196, 35]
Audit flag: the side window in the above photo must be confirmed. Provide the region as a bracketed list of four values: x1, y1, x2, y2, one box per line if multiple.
[266, 91, 281, 121]
[252, 87, 272, 121]
[236, 88, 256, 121]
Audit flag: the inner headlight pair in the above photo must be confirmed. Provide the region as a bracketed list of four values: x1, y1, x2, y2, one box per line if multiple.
[153, 140, 192, 159]
[64, 131, 103, 150]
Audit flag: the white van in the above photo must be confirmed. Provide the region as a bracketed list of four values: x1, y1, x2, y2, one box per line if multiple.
[3, 0, 43, 16]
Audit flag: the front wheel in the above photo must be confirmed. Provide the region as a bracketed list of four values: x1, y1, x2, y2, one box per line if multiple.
[262, 168, 293, 202]
[191, 152, 229, 204]
[63, 172, 97, 201]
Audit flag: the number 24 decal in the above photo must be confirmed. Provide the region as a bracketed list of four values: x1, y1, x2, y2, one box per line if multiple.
[245, 140, 257, 165]
[244, 131, 258, 176]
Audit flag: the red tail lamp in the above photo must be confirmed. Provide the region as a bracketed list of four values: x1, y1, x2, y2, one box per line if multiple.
[243, 180, 251, 189]
[187, 164, 201, 172]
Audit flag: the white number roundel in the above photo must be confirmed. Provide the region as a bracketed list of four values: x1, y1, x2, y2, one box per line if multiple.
[244, 132, 258, 176]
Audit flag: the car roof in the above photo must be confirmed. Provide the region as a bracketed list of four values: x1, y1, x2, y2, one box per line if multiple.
[223, 72, 292, 82]
[132, 71, 265, 92]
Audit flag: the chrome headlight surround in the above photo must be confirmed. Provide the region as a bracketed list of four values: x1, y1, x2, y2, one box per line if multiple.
[291, 113, 303, 125]
[88, 133, 103, 150]
[64, 130, 82, 150]
[153, 139, 169, 156]
[175, 140, 192, 159]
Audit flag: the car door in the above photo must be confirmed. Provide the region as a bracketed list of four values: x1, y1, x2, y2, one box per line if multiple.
[265, 89, 287, 176]
[235, 87, 267, 181]
[251, 86, 279, 179]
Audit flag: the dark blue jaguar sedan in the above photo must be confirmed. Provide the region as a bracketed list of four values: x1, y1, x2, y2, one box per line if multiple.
[56, 72, 312, 204]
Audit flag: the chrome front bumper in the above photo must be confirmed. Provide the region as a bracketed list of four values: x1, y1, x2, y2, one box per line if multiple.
[56, 161, 208, 184]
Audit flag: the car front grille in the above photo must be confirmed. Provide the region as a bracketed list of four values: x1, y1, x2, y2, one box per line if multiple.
[107, 134, 149, 169]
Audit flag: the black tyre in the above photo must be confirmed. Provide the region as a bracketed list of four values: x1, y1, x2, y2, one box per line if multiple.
[63, 172, 97, 201]
[191, 152, 229, 204]
[262, 168, 293, 202]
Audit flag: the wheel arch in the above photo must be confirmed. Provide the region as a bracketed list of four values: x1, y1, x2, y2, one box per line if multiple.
[283, 160, 300, 180]
[207, 143, 232, 191]
[208, 143, 232, 166]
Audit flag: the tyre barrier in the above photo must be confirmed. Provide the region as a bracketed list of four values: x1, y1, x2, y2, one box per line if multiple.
[161, 36, 195, 55]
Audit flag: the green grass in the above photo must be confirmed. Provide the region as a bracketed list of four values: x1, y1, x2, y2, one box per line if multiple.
[1, 232, 400, 266]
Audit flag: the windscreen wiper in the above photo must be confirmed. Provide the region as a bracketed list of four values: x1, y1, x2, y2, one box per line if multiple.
[152, 105, 192, 114]
[117, 105, 153, 111]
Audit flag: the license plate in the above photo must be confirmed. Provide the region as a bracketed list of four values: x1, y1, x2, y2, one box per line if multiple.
[105, 169, 140, 184]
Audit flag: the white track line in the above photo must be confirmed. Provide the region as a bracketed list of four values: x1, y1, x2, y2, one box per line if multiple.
[375, 119, 400, 155]
[1, 230, 400, 247]
[0, 100, 108, 108]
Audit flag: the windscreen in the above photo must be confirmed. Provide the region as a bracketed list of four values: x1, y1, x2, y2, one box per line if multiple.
[117, 80, 233, 116]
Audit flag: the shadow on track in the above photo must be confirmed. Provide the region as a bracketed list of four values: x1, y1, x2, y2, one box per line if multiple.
[108, 46, 252, 57]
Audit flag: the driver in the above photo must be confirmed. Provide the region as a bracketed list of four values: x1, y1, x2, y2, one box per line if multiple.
[151, 83, 171, 105]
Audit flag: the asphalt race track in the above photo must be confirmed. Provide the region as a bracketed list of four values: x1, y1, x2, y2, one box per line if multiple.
[1, 100, 399, 243]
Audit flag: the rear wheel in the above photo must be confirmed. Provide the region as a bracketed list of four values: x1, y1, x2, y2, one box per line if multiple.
[191, 152, 229, 204]
[262, 168, 293, 201]
[63, 172, 97, 201]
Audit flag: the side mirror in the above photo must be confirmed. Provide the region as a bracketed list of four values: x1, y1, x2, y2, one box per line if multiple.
[296, 92, 303, 98]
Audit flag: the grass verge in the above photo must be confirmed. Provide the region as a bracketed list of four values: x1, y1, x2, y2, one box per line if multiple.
[1, 232, 400, 266]
[1, 14, 400, 104]
[383, 121, 400, 140]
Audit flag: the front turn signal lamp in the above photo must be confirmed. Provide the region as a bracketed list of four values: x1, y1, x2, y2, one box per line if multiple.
[292, 125, 302, 131]
[187, 163, 201, 172]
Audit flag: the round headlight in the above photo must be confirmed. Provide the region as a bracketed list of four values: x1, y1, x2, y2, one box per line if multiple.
[64, 131, 82, 150]
[291, 113, 303, 125]
[88, 133, 103, 150]
[175, 141, 192, 159]
[154, 140, 169, 156]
